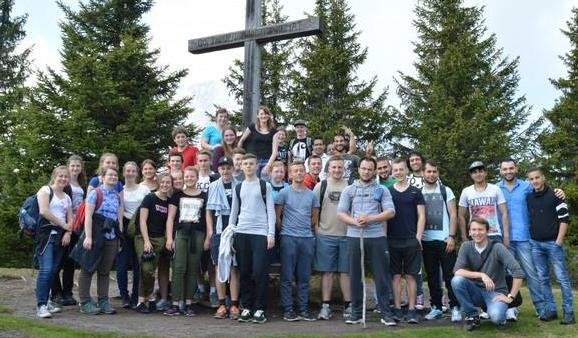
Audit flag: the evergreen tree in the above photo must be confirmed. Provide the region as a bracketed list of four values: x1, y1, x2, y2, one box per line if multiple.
[32, 0, 193, 173]
[394, 0, 535, 189]
[289, 0, 391, 144]
[223, 0, 294, 128]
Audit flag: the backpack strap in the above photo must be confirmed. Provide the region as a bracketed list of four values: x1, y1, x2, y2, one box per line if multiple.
[319, 180, 328, 215]
[95, 188, 104, 211]
[475, 241, 496, 272]
[439, 182, 449, 214]
[259, 179, 267, 204]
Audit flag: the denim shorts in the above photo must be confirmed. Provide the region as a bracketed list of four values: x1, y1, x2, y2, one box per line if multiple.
[314, 235, 349, 273]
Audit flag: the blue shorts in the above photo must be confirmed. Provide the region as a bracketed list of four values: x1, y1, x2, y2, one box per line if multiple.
[314, 235, 349, 273]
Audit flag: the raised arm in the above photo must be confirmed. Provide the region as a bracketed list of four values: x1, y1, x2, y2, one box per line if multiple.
[237, 127, 251, 150]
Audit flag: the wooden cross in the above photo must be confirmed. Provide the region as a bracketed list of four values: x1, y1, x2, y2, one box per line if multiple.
[188, 0, 322, 127]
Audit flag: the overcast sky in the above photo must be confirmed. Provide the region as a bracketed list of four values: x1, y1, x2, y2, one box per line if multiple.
[13, 0, 577, 127]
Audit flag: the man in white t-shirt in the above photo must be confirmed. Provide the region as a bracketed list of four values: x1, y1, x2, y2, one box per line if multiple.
[305, 137, 329, 181]
[458, 161, 510, 245]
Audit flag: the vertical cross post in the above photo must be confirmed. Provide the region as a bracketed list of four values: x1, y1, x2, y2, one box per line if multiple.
[243, 0, 261, 126]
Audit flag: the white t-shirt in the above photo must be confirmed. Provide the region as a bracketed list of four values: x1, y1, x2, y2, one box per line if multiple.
[123, 184, 150, 219]
[40, 186, 72, 226]
[422, 182, 455, 241]
[458, 183, 506, 237]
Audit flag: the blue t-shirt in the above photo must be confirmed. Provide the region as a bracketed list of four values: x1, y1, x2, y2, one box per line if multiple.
[387, 185, 425, 239]
[87, 186, 121, 240]
[89, 176, 124, 193]
[498, 178, 532, 241]
[275, 186, 319, 237]
[202, 124, 222, 147]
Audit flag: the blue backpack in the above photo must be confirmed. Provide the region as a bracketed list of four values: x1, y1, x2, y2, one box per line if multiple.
[18, 187, 53, 238]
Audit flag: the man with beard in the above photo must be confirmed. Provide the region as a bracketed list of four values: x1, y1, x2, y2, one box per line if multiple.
[323, 128, 359, 184]
[376, 157, 395, 188]
[407, 151, 425, 189]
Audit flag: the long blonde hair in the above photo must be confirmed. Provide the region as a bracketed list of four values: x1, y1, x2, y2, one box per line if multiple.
[255, 105, 275, 132]
[49, 165, 70, 185]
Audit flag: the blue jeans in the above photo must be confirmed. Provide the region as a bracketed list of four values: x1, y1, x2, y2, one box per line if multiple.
[530, 239, 574, 315]
[116, 232, 139, 303]
[508, 240, 544, 313]
[451, 276, 507, 325]
[280, 235, 315, 313]
[36, 234, 64, 306]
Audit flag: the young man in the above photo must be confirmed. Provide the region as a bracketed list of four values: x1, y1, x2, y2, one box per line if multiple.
[196, 150, 218, 194]
[387, 159, 425, 324]
[169, 152, 183, 172]
[231, 148, 246, 182]
[305, 137, 329, 181]
[303, 155, 322, 190]
[420, 160, 461, 322]
[376, 157, 395, 188]
[207, 156, 241, 320]
[275, 161, 320, 321]
[324, 129, 359, 184]
[337, 157, 397, 326]
[288, 120, 312, 162]
[313, 155, 351, 320]
[526, 167, 574, 324]
[407, 151, 425, 189]
[498, 158, 545, 321]
[170, 126, 198, 168]
[452, 218, 525, 331]
[458, 161, 509, 245]
[228, 153, 276, 324]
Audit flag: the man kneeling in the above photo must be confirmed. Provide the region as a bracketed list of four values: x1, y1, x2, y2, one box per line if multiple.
[452, 218, 524, 331]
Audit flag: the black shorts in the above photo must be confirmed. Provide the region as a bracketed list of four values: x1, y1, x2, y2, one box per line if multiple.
[389, 238, 422, 276]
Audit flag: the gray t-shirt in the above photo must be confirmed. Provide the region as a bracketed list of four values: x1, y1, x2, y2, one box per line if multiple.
[275, 186, 319, 237]
[313, 179, 348, 236]
[228, 179, 276, 237]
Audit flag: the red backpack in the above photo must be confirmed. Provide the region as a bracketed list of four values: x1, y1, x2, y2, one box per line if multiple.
[71, 188, 103, 233]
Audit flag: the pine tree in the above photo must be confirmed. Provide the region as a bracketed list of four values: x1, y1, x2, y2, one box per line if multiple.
[539, 7, 578, 182]
[223, 0, 294, 128]
[289, 0, 391, 144]
[394, 0, 535, 189]
[32, 0, 193, 173]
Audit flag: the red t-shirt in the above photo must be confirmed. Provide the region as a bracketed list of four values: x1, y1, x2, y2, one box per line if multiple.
[303, 173, 319, 190]
[169, 144, 198, 169]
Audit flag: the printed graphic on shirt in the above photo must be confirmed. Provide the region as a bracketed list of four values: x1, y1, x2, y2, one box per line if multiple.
[155, 204, 168, 214]
[291, 139, 309, 161]
[424, 193, 443, 231]
[469, 196, 499, 234]
[328, 191, 341, 203]
[409, 175, 424, 189]
[197, 175, 211, 193]
[178, 197, 204, 223]
[343, 159, 355, 179]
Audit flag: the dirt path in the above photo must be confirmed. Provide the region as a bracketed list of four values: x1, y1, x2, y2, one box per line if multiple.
[0, 270, 457, 338]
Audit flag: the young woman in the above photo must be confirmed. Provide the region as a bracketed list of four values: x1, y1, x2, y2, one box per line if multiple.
[76, 167, 123, 315]
[164, 166, 212, 316]
[201, 108, 230, 150]
[36, 166, 73, 318]
[211, 126, 238, 172]
[51, 155, 85, 307]
[117, 161, 150, 308]
[140, 159, 158, 192]
[238, 105, 278, 177]
[134, 174, 172, 313]
[87, 153, 123, 193]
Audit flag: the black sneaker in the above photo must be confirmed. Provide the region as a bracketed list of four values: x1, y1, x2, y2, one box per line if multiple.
[148, 300, 156, 313]
[164, 305, 181, 316]
[392, 308, 403, 322]
[381, 315, 397, 326]
[184, 304, 196, 317]
[238, 309, 252, 323]
[465, 315, 481, 331]
[135, 303, 150, 314]
[345, 315, 363, 324]
[407, 309, 419, 324]
[560, 312, 575, 325]
[61, 295, 78, 306]
[539, 311, 558, 321]
[298, 310, 317, 322]
[252, 309, 267, 324]
[283, 310, 300, 322]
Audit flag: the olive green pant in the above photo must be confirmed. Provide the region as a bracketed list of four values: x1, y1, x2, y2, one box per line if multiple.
[171, 230, 204, 302]
[134, 235, 166, 299]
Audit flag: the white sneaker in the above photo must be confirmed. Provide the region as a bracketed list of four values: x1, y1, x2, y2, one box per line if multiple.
[415, 294, 425, 310]
[37, 304, 52, 318]
[318, 303, 332, 320]
[47, 300, 62, 314]
[506, 307, 518, 322]
[480, 311, 490, 319]
[451, 306, 462, 322]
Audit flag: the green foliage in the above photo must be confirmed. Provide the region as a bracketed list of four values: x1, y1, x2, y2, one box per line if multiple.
[393, 0, 536, 190]
[290, 0, 391, 144]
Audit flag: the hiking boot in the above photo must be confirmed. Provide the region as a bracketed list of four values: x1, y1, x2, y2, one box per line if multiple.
[506, 307, 518, 322]
[407, 309, 419, 324]
[135, 302, 151, 314]
[61, 295, 78, 306]
[318, 303, 332, 320]
[560, 312, 576, 325]
[298, 310, 317, 322]
[163, 304, 180, 316]
[283, 310, 300, 322]
[252, 309, 267, 324]
[381, 315, 397, 326]
[345, 315, 363, 324]
[415, 294, 425, 310]
[392, 308, 403, 322]
[79, 300, 101, 315]
[343, 303, 352, 319]
[98, 299, 116, 314]
[214, 305, 228, 319]
[539, 310, 558, 321]
[37, 304, 52, 318]
[156, 299, 170, 312]
[47, 300, 62, 314]
[209, 292, 219, 308]
[425, 306, 443, 320]
[229, 305, 240, 320]
[184, 304, 196, 317]
[465, 315, 481, 331]
[451, 306, 463, 322]
[238, 309, 252, 323]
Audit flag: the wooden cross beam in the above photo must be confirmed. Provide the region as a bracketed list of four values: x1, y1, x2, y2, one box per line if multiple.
[188, 0, 322, 127]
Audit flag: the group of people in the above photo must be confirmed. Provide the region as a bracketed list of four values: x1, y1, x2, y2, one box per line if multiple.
[31, 106, 574, 332]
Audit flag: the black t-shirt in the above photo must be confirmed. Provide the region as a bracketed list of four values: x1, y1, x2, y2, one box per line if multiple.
[245, 123, 276, 160]
[276, 145, 289, 164]
[387, 185, 425, 239]
[169, 190, 207, 233]
[137, 193, 169, 238]
[290, 138, 311, 161]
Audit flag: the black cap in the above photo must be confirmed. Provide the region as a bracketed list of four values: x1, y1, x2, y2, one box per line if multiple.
[468, 161, 485, 171]
[217, 156, 234, 167]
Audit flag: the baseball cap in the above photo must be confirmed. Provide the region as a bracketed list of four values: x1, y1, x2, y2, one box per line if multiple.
[468, 161, 485, 171]
[293, 119, 307, 127]
[217, 156, 234, 167]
